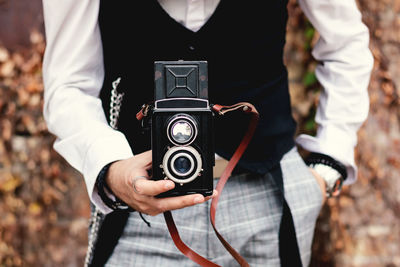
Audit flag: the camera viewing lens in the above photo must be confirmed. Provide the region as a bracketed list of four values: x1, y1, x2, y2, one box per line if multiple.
[171, 121, 193, 144]
[167, 114, 198, 146]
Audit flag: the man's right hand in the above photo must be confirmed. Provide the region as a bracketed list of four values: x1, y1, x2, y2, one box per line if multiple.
[105, 150, 217, 216]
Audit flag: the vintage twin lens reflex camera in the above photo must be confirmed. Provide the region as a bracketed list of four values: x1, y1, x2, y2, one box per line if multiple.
[151, 61, 214, 198]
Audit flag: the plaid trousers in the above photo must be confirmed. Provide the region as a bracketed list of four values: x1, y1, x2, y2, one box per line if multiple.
[105, 147, 323, 267]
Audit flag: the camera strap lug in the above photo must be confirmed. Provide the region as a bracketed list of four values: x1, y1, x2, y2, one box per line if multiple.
[136, 103, 154, 132]
[211, 102, 255, 116]
[136, 103, 153, 121]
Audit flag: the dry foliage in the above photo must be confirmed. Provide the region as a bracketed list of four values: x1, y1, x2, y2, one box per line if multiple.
[0, 0, 399, 266]
[0, 31, 90, 266]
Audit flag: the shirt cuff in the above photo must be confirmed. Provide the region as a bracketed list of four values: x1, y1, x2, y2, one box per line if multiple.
[82, 131, 134, 214]
[295, 124, 358, 185]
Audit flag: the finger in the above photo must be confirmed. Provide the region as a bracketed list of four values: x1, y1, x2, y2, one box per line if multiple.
[204, 190, 218, 201]
[133, 150, 152, 169]
[153, 194, 207, 212]
[132, 176, 149, 194]
[132, 178, 175, 196]
[136, 150, 152, 159]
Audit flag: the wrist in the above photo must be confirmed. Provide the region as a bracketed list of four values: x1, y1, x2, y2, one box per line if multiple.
[96, 161, 133, 211]
[305, 152, 347, 198]
[104, 161, 119, 195]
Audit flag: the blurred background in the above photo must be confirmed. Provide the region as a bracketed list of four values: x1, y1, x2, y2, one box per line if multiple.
[0, 0, 399, 266]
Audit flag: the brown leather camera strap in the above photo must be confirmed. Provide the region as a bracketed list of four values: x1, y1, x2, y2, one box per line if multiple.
[162, 102, 259, 267]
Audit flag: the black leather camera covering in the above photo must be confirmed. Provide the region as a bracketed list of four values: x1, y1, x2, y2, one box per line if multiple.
[152, 61, 214, 197]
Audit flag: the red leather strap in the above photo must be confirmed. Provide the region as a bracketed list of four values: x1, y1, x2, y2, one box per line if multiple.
[136, 102, 259, 266]
[209, 102, 259, 267]
[163, 102, 259, 267]
[164, 211, 221, 267]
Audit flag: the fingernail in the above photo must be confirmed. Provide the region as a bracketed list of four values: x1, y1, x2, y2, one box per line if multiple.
[165, 182, 173, 189]
[194, 196, 203, 204]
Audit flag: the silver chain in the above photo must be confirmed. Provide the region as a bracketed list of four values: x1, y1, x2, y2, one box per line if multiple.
[84, 77, 124, 267]
[84, 207, 103, 267]
[109, 77, 124, 129]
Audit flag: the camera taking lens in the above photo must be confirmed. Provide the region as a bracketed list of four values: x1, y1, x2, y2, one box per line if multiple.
[173, 155, 192, 175]
[162, 146, 202, 184]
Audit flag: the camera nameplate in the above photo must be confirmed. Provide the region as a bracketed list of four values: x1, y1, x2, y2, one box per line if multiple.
[155, 98, 209, 109]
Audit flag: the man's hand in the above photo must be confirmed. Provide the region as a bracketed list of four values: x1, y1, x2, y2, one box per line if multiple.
[309, 168, 327, 204]
[105, 150, 217, 216]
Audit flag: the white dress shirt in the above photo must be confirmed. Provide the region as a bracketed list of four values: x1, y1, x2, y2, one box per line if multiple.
[41, 0, 373, 214]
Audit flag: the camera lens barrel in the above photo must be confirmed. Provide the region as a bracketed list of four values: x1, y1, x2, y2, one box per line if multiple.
[162, 146, 202, 184]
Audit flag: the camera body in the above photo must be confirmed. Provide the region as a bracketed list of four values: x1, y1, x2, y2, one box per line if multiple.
[151, 61, 214, 198]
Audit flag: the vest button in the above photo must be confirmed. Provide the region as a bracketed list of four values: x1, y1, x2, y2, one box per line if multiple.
[189, 45, 195, 51]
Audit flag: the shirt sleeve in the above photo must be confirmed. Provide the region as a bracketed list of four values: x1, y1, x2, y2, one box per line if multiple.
[41, 0, 134, 214]
[295, 0, 374, 184]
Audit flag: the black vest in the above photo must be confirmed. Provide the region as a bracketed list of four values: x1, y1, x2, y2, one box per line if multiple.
[99, 0, 297, 174]
[94, 2, 303, 266]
